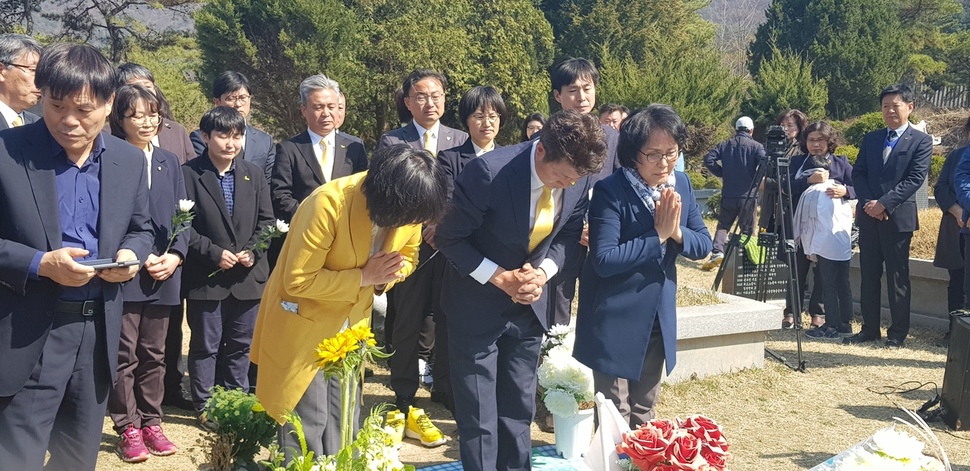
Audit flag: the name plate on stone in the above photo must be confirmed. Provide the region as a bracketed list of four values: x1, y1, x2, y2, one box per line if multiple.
[720, 233, 790, 302]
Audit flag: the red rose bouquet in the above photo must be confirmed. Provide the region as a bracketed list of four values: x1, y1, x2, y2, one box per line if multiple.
[616, 415, 730, 471]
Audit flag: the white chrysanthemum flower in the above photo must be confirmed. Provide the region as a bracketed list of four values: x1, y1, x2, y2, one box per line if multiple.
[868, 428, 925, 462]
[276, 219, 290, 233]
[178, 199, 195, 212]
[544, 388, 579, 417]
[548, 324, 571, 337]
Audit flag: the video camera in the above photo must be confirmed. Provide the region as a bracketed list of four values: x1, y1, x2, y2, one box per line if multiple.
[764, 125, 790, 159]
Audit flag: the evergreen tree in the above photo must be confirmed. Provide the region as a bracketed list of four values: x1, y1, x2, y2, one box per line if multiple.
[127, 36, 210, 131]
[195, 0, 361, 139]
[748, 0, 813, 77]
[742, 46, 828, 128]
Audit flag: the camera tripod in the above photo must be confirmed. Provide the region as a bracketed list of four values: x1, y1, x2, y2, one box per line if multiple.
[711, 127, 807, 373]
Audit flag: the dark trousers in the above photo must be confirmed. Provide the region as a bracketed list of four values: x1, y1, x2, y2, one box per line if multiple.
[949, 234, 967, 314]
[593, 317, 665, 429]
[108, 302, 171, 433]
[383, 293, 434, 362]
[278, 369, 360, 460]
[0, 312, 109, 471]
[858, 225, 912, 341]
[713, 196, 757, 254]
[163, 302, 185, 399]
[547, 246, 585, 328]
[388, 255, 441, 399]
[449, 309, 544, 471]
[784, 247, 825, 316]
[433, 266, 454, 405]
[186, 295, 260, 411]
[816, 257, 853, 332]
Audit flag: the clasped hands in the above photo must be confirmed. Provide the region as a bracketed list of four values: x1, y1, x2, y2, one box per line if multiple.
[218, 249, 256, 270]
[360, 250, 406, 287]
[655, 187, 683, 244]
[807, 170, 847, 198]
[863, 200, 889, 221]
[491, 263, 547, 305]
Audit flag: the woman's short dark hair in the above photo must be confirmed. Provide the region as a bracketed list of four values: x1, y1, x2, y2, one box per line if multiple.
[362, 144, 449, 228]
[521, 112, 546, 142]
[212, 71, 250, 99]
[459, 86, 507, 130]
[36, 43, 115, 103]
[539, 110, 607, 176]
[774, 109, 808, 134]
[799, 121, 839, 155]
[200, 106, 246, 136]
[109, 84, 160, 141]
[617, 104, 688, 169]
[116, 62, 174, 120]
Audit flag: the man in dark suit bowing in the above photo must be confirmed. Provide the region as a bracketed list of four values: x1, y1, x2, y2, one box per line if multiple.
[846, 83, 932, 349]
[271, 74, 367, 225]
[0, 34, 42, 130]
[377, 69, 468, 395]
[0, 43, 153, 470]
[436, 111, 607, 471]
[191, 71, 276, 183]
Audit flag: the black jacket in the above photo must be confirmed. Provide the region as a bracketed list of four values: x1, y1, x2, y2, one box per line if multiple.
[704, 131, 765, 198]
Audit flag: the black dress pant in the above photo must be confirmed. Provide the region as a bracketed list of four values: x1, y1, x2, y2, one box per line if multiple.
[163, 302, 186, 399]
[388, 255, 441, 399]
[858, 224, 912, 341]
[0, 312, 109, 471]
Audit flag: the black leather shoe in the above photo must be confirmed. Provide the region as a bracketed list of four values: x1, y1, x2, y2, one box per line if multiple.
[842, 332, 879, 344]
[162, 392, 195, 411]
[885, 338, 905, 349]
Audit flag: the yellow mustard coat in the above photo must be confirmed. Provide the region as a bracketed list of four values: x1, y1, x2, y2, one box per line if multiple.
[251, 172, 421, 422]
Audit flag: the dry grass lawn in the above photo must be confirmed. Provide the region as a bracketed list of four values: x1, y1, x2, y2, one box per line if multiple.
[94, 216, 970, 470]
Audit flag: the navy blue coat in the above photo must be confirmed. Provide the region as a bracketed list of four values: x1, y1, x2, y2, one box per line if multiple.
[122, 146, 189, 305]
[852, 126, 932, 233]
[435, 141, 591, 335]
[574, 171, 712, 380]
[0, 124, 152, 396]
[703, 131, 765, 198]
[788, 153, 857, 203]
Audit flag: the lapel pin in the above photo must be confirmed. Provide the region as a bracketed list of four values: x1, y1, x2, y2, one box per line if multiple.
[244, 175, 251, 181]
[157, 166, 162, 171]
[340, 144, 346, 149]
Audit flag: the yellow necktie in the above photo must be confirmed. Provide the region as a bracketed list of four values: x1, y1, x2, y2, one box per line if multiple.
[11, 116, 23, 127]
[423, 130, 434, 153]
[319, 139, 331, 180]
[529, 186, 554, 252]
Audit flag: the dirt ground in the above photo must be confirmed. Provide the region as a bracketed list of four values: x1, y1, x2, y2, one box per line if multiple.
[95, 254, 970, 470]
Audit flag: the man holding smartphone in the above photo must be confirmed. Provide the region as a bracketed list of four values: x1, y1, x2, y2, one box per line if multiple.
[0, 43, 152, 470]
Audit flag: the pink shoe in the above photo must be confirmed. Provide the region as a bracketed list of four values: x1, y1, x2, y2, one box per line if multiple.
[141, 424, 178, 456]
[117, 424, 150, 463]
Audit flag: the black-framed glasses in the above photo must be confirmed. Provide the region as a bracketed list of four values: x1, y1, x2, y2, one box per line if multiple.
[4, 62, 35, 76]
[638, 149, 679, 164]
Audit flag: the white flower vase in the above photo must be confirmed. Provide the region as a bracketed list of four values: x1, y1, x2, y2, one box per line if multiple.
[553, 408, 595, 459]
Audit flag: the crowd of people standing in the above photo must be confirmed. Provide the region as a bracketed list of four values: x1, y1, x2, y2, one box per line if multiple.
[0, 31, 958, 471]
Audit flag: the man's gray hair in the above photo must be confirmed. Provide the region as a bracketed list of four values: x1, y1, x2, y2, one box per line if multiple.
[0, 34, 41, 67]
[299, 74, 340, 105]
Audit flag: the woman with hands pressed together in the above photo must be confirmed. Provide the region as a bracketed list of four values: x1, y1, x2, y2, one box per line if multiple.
[573, 105, 712, 427]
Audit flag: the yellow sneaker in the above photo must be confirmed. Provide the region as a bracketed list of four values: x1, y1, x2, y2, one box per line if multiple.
[383, 410, 405, 449]
[405, 408, 447, 447]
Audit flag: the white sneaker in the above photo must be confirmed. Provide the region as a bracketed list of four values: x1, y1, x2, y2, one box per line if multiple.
[701, 252, 724, 271]
[418, 358, 434, 388]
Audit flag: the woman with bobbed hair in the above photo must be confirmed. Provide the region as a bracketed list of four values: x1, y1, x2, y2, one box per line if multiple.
[573, 104, 711, 427]
[775, 109, 809, 157]
[116, 63, 196, 164]
[521, 112, 545, 141]
[251, 144, 449, 458]
[790, 121, 856, 340]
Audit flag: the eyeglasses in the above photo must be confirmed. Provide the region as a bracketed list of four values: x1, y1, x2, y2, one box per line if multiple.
[4, 62, 35, 76]
[806, 137, 828, 144]
[471, 113, 500, 123]
[127, 114, 161, 126]
[526, 124, 543, 132]
[638, 149, 680, 164]
[221, 94, 251, 105]
[410, 93, 444, 105]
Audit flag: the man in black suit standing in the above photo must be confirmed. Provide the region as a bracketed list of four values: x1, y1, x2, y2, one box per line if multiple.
[271, 75, 367, 224]
[0, 34, 42, 130]
[191, 71, 276, 183]
[846, 84, 932, 348]
[0, 43, 152, 470]
[436, 111, 607, 471]
[378, 69, 468, 406]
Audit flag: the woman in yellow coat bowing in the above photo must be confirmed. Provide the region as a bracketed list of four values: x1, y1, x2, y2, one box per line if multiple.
[251, 144, 448, 458]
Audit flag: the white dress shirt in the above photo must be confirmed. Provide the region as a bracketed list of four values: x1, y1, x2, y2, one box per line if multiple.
[0, 100, 21, 128]
[308, 128, 337, 181]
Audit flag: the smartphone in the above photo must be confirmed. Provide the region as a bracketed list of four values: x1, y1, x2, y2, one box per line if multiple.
[77, 258, 140, 270]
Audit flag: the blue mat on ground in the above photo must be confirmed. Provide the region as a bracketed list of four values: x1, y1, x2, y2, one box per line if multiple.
[416, 444, 585, 470]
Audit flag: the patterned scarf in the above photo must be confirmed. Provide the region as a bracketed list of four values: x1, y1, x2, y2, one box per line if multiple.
[622, 167, 676, 215]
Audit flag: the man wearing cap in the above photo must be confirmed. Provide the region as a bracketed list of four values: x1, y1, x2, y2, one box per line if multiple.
[702, 116, 766, 270]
